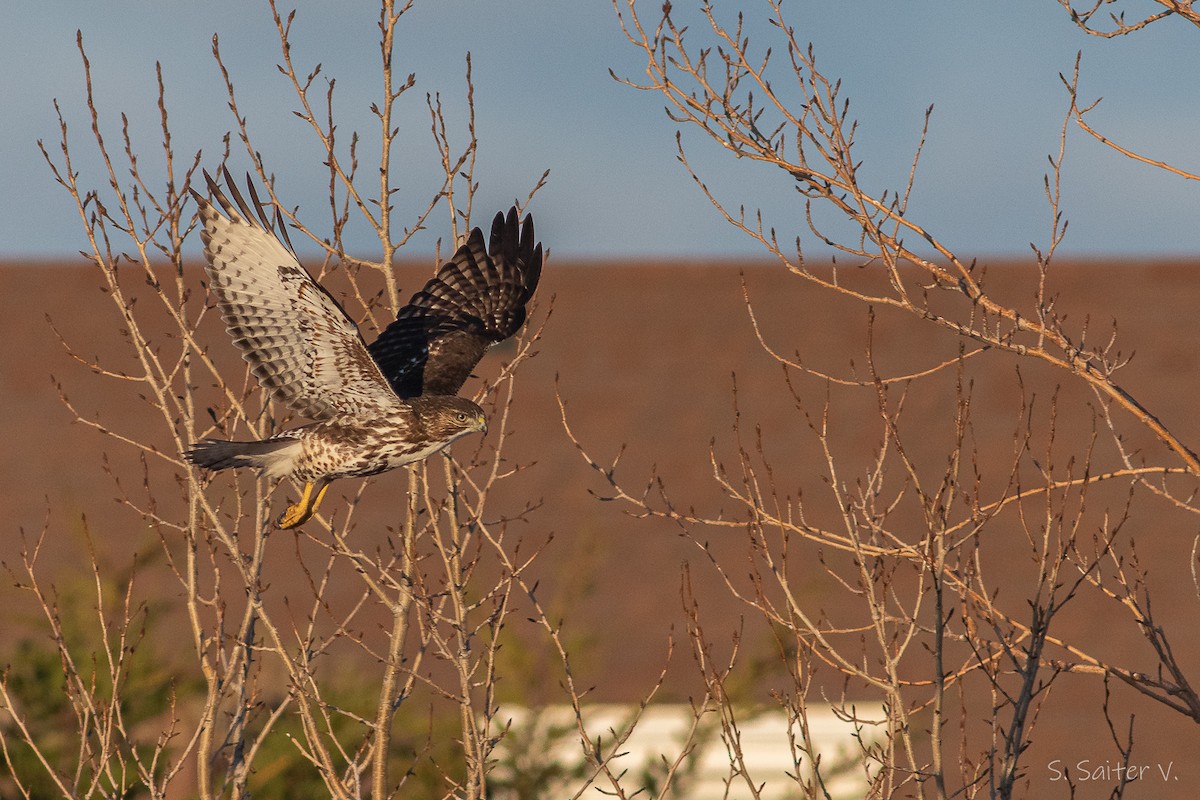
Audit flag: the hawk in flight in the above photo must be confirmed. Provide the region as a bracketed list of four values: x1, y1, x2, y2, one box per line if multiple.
[186, 169, 543, 528]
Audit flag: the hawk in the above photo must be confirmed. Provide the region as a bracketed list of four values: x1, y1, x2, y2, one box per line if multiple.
[185, 169, 543, 528]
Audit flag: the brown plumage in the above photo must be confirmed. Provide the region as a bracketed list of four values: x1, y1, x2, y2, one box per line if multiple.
[185, 169, 543, 528]
[368, 205, 542, 396]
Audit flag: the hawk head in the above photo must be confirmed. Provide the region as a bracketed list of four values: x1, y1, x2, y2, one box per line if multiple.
[410, 395, 488, 443]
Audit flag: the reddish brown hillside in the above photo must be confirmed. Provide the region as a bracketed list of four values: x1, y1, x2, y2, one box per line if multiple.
[3, 258, 1200, 794]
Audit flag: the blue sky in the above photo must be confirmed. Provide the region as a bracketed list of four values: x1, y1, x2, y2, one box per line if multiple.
[4, 1, 1198, 260]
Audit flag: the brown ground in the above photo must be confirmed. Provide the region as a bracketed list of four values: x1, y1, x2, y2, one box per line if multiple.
[2, 257, 1199, 795]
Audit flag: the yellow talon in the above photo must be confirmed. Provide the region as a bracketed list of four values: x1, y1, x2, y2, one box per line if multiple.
[278, 481, 330, 529]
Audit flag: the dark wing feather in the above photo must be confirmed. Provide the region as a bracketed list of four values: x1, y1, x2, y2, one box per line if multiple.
[368, 207, 543, 397]
[195, 168, 400, 420]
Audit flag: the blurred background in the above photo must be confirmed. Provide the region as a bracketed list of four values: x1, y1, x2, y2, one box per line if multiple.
[3, 2, 1200, 797]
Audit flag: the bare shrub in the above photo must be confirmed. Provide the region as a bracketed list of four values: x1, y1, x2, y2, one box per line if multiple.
[3, 2, 554, 798]
[545, 1, 1200, 797]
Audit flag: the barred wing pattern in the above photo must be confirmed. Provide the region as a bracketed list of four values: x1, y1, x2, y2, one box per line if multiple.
[368, 207, 543, 398]
[196, 171, 400, 421]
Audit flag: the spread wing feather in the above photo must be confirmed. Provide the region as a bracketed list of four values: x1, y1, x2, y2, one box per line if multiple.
[368, 207, 543, 397]
[195, 168, 399, 420]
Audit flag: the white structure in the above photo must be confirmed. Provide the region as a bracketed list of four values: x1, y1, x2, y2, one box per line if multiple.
[490, 703, 886, 800]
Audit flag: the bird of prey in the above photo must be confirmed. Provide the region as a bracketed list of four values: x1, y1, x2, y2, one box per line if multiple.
[185, 169, 542, 528]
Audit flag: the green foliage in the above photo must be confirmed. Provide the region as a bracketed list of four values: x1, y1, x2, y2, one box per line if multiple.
[1, 637, 75, 799]
[240, 684, 468, 800]
[0, 549, 606, 799]
[0, 554, 203, 799]
[486, 712, 589, 800]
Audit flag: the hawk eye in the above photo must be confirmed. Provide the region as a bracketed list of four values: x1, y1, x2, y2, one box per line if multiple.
[456, 411, 469, 423]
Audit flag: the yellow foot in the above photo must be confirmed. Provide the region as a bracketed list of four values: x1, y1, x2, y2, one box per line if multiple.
[278, 481, 330, 529]
[278, 501, 312, 529]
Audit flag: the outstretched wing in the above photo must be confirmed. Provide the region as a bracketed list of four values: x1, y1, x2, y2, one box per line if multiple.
[195, 168, 400, 420]
[368, 207, 543, 397]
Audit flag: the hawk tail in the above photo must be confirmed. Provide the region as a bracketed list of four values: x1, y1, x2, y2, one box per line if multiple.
[186, 437, 300, 479]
